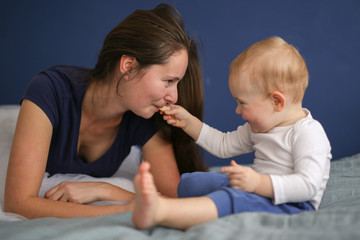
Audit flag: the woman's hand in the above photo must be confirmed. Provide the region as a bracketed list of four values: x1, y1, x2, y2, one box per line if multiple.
[44, 181, 109, 204]
[45, 181, 136, 204]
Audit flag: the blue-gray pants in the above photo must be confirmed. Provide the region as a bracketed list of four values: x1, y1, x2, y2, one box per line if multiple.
[177, 172, 314, 217]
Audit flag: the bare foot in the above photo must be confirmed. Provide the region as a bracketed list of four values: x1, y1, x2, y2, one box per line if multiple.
[132, 162, 161, 229]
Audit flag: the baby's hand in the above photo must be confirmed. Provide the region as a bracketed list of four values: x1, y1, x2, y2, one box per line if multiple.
[221, 160, 261, 193]
[161, 105, 190, 129]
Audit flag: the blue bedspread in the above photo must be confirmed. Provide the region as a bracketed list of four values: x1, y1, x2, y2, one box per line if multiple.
[1, 154, 360, 240]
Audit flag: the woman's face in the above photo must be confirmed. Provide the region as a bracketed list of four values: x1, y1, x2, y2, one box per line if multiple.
[122, 49, 188, 119]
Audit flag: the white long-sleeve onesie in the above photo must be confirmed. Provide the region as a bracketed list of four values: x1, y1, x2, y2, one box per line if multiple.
[196, 109, 331, 209]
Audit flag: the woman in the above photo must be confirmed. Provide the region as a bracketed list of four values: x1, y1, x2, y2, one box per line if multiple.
[4, 4, 206, 219]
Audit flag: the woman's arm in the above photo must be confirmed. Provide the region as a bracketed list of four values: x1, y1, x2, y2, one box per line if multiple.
[4, 100, 132, 218]
[44, 180, 135, 204]
[44, 132, 180, 204]
[142, 132, 180, 198]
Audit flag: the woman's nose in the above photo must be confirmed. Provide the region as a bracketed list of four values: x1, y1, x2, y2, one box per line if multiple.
[164, 86, 178, 104]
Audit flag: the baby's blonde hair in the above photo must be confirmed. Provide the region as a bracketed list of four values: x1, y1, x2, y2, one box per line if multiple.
[230, 36, 309, 103]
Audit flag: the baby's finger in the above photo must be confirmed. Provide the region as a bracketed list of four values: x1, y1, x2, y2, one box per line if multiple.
[167, 105, 183, 115]
[229, 179, 241, 188]
[230, 160, 239, 166]
[221, 166, 231, 173]
[166, 119, 177, 125]
[163, 115, 172, 121]
[222, 165, 244, 174]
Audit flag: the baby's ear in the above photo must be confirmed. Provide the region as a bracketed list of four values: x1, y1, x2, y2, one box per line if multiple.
[271, 91, 285, 111]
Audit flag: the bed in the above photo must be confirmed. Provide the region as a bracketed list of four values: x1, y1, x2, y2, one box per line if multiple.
[1, 105, 360, 240]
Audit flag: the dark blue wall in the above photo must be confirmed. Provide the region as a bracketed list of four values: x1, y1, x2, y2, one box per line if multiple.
[1, 0, 359, 166]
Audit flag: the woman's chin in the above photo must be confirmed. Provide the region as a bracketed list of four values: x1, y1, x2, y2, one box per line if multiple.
[141, 110, 158, 119]
[132, 106, 160, 119]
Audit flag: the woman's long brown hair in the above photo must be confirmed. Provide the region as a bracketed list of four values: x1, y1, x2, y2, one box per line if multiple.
[90, 4, 208, 173]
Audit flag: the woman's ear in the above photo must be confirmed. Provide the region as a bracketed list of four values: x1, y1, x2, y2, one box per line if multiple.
[119, 55, 137, 75]
[271, 91, 286, 112]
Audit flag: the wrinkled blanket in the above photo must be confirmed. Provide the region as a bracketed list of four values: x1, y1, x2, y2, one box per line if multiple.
[1, 153, 360, 240]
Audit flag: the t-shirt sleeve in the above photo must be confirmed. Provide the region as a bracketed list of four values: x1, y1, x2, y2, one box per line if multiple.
[22, 71, 61, 127]
[270, 120, 331, 208]
[196, 123, 254, 158]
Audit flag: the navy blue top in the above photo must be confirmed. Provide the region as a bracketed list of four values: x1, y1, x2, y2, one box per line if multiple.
[23, 65, 157, 177]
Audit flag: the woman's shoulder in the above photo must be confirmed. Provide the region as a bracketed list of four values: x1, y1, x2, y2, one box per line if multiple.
[30, 65, 90, 99]
[36, 65, 90, 85]
[23, 65, 90, 126]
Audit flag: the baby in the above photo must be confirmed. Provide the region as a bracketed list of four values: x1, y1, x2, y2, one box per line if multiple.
[132, 36, 332, 230]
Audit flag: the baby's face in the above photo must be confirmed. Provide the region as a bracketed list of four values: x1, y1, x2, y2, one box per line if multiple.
[228, 72, 277, 133]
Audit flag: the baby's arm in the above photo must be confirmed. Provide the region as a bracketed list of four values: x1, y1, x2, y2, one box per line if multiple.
[162, 105, 203, 141]
[222, 160, 274, 198]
